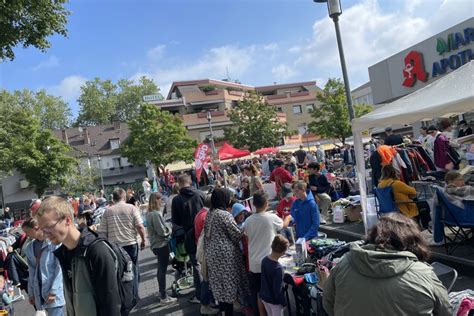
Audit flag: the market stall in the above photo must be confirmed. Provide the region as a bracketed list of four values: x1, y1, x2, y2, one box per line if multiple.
[351, 60, 474, 232]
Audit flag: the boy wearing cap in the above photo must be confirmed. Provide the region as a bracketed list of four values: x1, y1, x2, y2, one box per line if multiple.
[232, 203, 249, 229]
[244, 191, 291, 315]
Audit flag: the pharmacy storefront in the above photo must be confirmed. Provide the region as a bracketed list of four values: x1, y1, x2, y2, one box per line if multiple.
[368, 17, 474, 125]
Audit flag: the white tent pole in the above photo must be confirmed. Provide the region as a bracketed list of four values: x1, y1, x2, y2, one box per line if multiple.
[352, 129, 368, 234]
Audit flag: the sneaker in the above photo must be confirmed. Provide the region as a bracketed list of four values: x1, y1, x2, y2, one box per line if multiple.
[200, 305, 220, 314]
[320, 219, 327, 225]
[188, 295, 201, 304]
[158, 296, 177, 306]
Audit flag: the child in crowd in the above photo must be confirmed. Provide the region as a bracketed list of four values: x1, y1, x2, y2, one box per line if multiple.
[232, 203, 249, 229]
[244, 191, 291, 316]
[260, 235, 289, 316]
[444, 171, 474, 208]
[276, 183, 296, 244]
[0, 275, 14, 315]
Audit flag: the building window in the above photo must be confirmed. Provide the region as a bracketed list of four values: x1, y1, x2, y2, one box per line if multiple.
[112, 158, 121, 168]
[276, 107, 283, 112]
[231, 101, 239, 108]
[292, 105, 302, 115]
[298, 125, 307, 135]
[306, 104, 314, 112]
[110, 138, 120, 149]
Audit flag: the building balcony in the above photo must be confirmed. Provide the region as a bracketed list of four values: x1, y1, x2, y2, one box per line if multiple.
[182, 110, 287, 130]
[100, 165, 147, 177]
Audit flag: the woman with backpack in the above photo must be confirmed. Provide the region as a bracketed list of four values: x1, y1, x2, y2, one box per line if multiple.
[146, 192, 177, 306]
[378, 164, 418, 219]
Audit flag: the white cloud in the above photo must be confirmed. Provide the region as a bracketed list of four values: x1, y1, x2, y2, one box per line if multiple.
[49, 75, 87, 103]
[271, 64, 297, 81]
[33, 55, 59, 71]
[132, 45, 258, 95]
[128, 0, 473, 94]
[292, 0, 472, 87]
[147, 45, 166, 61]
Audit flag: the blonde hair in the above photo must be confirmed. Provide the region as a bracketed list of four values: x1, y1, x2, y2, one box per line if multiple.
[292, 180, 307, 191]
[36, 196, 74, 220]
[148, 192, 163, 212]
[445, 171, 462, 184]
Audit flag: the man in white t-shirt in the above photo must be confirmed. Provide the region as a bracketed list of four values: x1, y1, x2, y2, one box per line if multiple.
[244, 191, 291, 316]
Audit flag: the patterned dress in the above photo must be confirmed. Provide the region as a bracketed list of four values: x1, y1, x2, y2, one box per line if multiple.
[204, 208, 249, 304]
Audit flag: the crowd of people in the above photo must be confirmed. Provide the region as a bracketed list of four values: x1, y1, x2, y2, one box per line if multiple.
[0, 116, 471, 315]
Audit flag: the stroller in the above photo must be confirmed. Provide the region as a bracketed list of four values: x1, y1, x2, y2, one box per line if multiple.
[169, 227, 194, 296]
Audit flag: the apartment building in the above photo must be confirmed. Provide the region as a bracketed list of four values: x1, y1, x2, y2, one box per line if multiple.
[52, 122, 151, 187]
[146, 79, 323, 146]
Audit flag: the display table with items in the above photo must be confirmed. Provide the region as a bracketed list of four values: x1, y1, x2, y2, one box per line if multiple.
[279, 233, 355, 316]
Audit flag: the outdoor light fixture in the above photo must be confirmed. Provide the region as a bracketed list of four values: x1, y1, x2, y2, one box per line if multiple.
[313, 0, 355, 121]
[206, 111, 217, 156]
[314, 0, 342, 17]
[97, 154, 104, 191]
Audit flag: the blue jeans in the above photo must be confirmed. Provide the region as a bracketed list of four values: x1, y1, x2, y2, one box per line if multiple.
[122, 243, 140, 293]
[200, 281, 214, 305]
[189, 254, 202, 299]
[46, 306, 65, 316]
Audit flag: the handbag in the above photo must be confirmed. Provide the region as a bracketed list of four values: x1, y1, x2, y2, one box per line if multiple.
[446, 146, 461, 166]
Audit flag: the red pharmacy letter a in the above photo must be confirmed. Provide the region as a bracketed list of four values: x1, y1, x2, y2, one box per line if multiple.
[402, 51, 428, 87]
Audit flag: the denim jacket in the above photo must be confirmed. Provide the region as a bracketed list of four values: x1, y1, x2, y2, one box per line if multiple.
[26, 239, 65, 309]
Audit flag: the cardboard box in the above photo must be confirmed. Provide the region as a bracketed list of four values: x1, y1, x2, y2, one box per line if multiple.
[344, 205, 362, 222]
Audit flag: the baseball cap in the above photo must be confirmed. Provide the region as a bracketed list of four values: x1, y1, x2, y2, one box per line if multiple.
[231, 203, 248, 218]
[281, 183, 294, 199]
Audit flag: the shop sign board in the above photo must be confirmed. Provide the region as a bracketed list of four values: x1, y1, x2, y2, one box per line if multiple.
[369, 18, 474, 104]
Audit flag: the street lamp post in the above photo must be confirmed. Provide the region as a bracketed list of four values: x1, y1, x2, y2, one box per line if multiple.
[314, 0, 355, 121]
[97, 155, 105, 192]
[206, 111, 217, 156]
[304, 124, 311, 151]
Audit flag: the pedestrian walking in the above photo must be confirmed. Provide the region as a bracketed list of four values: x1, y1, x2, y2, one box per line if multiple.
[36, 196, 122, 316]
[23, 218, 65, 316]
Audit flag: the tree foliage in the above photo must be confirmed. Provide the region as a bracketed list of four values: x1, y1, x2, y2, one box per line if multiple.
[0, 89, 71, 129]
[0, 104, 76, 196]
[224, 93, 291, 152]
[61, 168, 99, 196]
[308, 78, 373, 145]
[121, 104, 197, 170]
[0, 0, 69, 60]
[76, 77, 161, 126]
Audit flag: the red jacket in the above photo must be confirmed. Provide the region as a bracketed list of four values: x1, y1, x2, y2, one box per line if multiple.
[276, 196, 296, 218]
[270, 167, 293, 192]
[194, 208, 208, 243]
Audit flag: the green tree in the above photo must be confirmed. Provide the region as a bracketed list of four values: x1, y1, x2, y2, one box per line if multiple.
[224, 93, 291, 151]
[61, 167, 99, 196]
[0, 89, 71, 129]
[76, 77, 161, 126]
[0, 0, 69, 60]
[308, 78, 373, 145]
[0, 104, 76, 196]
[121, 104, 197, 172]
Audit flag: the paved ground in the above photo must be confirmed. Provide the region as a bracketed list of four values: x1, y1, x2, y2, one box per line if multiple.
[12, 244, 201, 316]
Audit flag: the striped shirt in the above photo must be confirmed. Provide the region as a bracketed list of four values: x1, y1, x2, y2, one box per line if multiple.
[98, 201, 143, 247]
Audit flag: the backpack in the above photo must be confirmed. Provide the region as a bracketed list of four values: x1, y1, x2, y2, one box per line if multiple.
[374, 181, 398, 214]
[435, 134, 461, 167]
[84, 238, 139, 314]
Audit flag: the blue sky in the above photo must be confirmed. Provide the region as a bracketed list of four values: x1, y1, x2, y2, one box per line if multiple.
[0, 0, 472, 117]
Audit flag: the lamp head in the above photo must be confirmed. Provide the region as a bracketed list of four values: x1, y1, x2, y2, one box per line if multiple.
[314, 0, 342, 18]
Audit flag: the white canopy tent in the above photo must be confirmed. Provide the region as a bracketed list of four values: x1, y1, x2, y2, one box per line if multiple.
[351, 60, 474, 231]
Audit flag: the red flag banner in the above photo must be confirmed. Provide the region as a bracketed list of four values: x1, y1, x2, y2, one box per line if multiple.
[194, 143, 210, 180]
